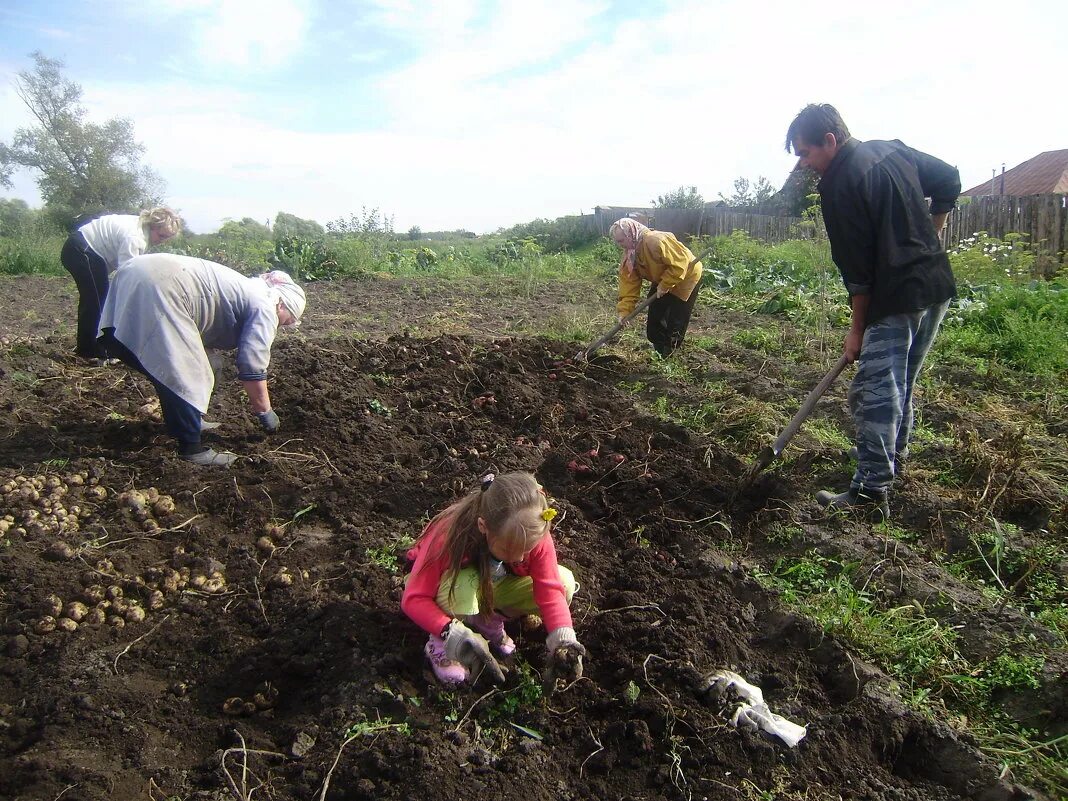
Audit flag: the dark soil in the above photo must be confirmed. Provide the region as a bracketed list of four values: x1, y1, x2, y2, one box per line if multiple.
[0, 276, 1058, 801]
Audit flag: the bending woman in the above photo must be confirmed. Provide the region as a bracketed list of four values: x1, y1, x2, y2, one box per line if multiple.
[97, 254, 306, 467]
[610, 217, 703, 357]
[60, 208, 182, 359]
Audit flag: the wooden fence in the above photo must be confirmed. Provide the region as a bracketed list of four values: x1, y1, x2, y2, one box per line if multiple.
[945, 194, 1067, 274]
[585, 205, 808, 245]
[583, 194, 1067, 274]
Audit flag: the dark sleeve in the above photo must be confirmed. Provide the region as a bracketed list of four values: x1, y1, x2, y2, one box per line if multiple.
[908, 145, 961, 214]
[827, 182, 877, 296]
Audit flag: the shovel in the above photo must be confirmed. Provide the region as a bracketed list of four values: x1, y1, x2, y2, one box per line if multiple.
[576, 244, 715, 361]
[738, 353, 850, 488]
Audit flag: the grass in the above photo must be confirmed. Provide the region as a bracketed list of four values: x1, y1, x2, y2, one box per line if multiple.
[758, 551, 1065, 794]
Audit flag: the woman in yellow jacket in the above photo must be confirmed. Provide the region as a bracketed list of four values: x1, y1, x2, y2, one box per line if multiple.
[610, 217, 702, 356]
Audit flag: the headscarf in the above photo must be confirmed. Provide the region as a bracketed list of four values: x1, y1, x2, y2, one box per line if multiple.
[259, 270, 307, 327]
[609, 217, 650, 276]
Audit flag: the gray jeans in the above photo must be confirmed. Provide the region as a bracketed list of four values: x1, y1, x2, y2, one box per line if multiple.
[848, 300, 950, 492]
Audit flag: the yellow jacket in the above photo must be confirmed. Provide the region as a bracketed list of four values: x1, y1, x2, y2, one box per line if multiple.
[617, 231, 703, 317]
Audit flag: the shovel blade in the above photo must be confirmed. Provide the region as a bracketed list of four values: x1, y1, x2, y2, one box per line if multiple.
[738, 445, 777, 488]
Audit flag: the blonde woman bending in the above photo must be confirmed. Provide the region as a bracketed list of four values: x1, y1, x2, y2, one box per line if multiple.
[60, 207, 182, 359]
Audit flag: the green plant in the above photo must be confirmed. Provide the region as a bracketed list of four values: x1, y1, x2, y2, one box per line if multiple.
[367, 398, 393, 417]
[482, 658, 543, 722]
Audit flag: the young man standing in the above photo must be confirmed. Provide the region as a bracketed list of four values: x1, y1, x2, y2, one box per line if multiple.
[785, 104, 960, 520]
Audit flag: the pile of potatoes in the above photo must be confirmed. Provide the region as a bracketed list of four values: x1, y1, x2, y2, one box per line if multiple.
[31, 550, 230, 636]
[0, 471, 98, 541]
[116, 487, 177, 533]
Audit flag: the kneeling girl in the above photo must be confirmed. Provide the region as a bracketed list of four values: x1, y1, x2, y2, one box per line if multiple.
[401, 471, 584, 687]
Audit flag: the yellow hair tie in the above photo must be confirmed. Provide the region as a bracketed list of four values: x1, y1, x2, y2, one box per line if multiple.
[541, 507, 558, 522]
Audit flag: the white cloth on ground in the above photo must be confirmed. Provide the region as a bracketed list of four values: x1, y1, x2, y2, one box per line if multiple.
[98, 253, 280, 413]
[707, 670, 807, 747]
[78, 215, 148, 273]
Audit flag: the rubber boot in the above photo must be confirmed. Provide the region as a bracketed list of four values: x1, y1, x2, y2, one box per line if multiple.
[815, 487, 890, 521]
[424, 635, 467, 686]
[464, 613, 516, 656]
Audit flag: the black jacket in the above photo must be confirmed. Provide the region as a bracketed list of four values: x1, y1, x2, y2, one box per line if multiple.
[818, 138, 959, 325]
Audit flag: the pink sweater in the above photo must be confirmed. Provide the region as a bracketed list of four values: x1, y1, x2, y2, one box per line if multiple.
[401, 516, 573, 636]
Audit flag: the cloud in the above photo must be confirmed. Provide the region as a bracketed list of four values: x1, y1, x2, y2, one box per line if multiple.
[3, 0, 1067, 233]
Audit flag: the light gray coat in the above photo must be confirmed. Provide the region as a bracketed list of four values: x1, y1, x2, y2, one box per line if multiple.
[98, 253, 279, 412]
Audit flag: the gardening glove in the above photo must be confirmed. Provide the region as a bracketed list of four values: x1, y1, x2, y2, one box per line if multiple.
[257, 410, 280, 433]
[543, 626, 586, 694]
[444, 621, 506, 685]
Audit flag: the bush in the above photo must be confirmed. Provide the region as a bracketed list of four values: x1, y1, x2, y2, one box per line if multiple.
[498, 216, 600, 253]
[941, 280, 1068, 375]
[0, 224, 65, 276]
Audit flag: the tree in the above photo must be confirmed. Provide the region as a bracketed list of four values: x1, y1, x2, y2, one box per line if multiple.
[0, 198, 35, 237]
[407, 225, 422, 240]
[652, 185, 705, 209]
[273, 211, 324, 242]
[0, 52, 163, 227]
[718, 176, 776, 208]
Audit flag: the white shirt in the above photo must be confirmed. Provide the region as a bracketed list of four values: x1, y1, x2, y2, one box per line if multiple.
[78, 214, 148, 273]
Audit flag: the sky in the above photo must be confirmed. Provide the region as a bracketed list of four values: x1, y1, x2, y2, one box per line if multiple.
[1, 0, 1066, 235]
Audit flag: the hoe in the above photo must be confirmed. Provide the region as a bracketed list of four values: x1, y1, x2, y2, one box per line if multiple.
[737, 353, 850, 489]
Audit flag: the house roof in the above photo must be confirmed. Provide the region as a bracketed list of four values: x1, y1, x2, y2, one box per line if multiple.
[962, 149, 1068, 196]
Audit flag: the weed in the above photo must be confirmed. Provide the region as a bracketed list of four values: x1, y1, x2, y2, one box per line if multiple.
[344, 717, 411, 738]
[364, 533, 415, 574]
[482, 658, 542, 722]
[732, 327, 779, 353]
[367, 398, 393, 417]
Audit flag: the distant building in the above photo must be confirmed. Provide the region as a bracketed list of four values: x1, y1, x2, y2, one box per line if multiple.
[962, 149, 1068, 197]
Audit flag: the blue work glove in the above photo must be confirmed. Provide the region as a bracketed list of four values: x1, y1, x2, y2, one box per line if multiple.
[257, 410, 280, 433]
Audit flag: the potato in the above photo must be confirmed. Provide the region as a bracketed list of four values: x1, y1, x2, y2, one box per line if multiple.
[86, 486, 107, 501]
[67, 474, 84, 486]
[56, 617, 78, 633]
[105, 585, 123, 601]
[152, 497, 175, 517]
[142, 520, 160, 534]
[268, 572, 294, 589]
[107, 615, 125, 629]
[189, 575, 207, 589]
[222, 697, 246, 716]
[42, 594, 63, 617]
[34, 616, 57, 634]
[46, 541, 75, 561]
[64, 601, 88, 622]
[82, 585, 105, 604]
[119, 490, 147, 511]
[147, 590, 165, 610]
[124, 605, 146, 624]
[84, 608, 106, 626]
[255, 536, 276, 554]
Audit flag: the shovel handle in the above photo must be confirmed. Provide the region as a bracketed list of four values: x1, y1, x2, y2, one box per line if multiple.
[578, 296, 654, 360]
[769, 353, 850, 457]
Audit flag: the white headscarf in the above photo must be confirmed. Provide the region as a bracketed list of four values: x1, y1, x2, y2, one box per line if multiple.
[259, 270, 307, 327]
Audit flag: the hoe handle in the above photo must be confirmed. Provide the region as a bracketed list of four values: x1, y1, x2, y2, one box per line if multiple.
[579, 296, 655, 359]
[769, 353, 850, 458]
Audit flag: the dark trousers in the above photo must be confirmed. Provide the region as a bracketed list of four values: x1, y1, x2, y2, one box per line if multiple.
[647, 281, 701, 356]
[98, 330, 203, 453]
[60, 233, 109, 358]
